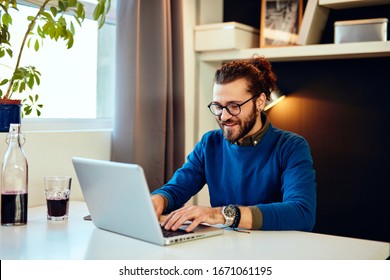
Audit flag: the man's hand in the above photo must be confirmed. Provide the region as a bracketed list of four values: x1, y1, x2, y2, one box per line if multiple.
[151, 194, 167, 219]
[161, 205, 224, 232]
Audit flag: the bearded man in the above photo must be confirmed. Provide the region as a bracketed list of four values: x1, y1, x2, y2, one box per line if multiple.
[152, 57, 317, 232]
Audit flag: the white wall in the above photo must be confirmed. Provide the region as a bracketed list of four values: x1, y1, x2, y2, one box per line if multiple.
[182, 0, 223, 207]
[0, 129, 112, 208]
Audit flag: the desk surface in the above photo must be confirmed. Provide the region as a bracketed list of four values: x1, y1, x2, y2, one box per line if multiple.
[0, 201, 389, 260]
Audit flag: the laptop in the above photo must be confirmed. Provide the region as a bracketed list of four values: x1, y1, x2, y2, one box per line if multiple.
[72, 157, 224, 246]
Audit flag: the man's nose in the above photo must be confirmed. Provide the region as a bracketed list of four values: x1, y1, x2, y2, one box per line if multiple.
[220, 107, 232, 121]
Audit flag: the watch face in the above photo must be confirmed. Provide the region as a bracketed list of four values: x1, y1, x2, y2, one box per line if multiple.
[224, 205, 235, 217]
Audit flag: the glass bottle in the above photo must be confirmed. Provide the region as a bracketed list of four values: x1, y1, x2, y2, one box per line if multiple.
[1, 123, 28, 226]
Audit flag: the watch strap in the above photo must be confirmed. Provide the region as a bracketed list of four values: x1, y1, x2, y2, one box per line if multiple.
[231, 205, 241, 228]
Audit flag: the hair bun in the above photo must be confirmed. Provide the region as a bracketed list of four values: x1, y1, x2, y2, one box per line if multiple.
[250, 56, 278, 94]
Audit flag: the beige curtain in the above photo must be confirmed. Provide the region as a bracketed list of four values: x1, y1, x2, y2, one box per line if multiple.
[112, 0, 185, 191]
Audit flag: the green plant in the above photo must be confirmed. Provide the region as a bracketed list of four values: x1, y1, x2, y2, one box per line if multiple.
[0, 0, 111, 116]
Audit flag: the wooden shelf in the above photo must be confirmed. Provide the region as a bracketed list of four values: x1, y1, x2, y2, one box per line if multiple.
[198, 41, 390, 63]
[196, 0, 390, 64]
[319, 0, 390, 9]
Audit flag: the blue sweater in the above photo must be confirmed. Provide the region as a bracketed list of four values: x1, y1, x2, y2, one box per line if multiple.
[152, 124, 317, 231]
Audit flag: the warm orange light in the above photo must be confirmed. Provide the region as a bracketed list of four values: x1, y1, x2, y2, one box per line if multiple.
[264, 92, 286, 111]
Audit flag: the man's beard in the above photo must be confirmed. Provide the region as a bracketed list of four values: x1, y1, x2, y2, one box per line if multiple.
[218, 105, 258, 144]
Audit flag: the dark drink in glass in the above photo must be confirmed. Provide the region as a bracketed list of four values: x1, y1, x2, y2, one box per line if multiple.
[46, 198, 69, 220]
[44, 176, 71, 221]
[1, 193, 28, 225]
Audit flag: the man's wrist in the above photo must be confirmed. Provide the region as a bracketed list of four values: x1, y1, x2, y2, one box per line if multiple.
[153, 194, 168, 213]
[161, 195, 168, 211]
[215, 207, 225, 224]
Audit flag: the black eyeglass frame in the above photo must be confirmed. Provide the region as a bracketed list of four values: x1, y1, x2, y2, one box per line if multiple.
[207, 95, 258, 117]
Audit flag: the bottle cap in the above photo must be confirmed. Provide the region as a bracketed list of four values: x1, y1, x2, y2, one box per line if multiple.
[9, 123, 21, 135]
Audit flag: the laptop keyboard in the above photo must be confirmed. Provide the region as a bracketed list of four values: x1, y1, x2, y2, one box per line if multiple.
[161, 226, 192, 238]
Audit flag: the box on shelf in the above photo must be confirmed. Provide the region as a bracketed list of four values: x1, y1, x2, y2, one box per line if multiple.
[334, 18, 388, 44]
[194, 22, 259, 51]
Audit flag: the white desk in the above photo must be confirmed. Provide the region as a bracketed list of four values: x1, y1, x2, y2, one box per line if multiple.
[0, 201, 389, 260]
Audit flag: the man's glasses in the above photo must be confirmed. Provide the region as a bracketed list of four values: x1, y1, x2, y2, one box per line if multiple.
[207, 95, 258, 117]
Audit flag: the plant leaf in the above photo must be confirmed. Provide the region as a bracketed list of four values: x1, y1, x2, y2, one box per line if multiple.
[70, 0, 77, 7]
[41, 11, 54, 22]
[28, 75, 34, 89]
[11, 82, 18, 93]
[70, 21, 75, 35]
[50, 6, 58, 17]
[37, 25, 45, 38]
[6, 48, 12, 57]
[93, 3, 102, 21]
[98, 15, 106, 29]
[34, 73, 41, 85]
[34, 39, 39, 51]
[2, 13, 12, 26]
[59, 1, 68, 12]
[24, 106, 32, 116]
[19, 81, 25, 93]
[66, 31, 74, 49]
[0, 79, 8, 86]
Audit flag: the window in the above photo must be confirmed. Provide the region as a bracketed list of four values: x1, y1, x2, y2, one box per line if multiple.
[1, 1, 116, 122]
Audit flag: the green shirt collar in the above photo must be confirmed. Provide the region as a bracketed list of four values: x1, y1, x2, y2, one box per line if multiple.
[237, 112, 270, 147]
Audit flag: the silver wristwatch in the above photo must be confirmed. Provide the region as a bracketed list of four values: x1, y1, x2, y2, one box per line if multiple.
[222, 205, 236, 227]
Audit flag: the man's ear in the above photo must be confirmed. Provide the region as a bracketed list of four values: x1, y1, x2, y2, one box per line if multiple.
[257, 93, 267, 110]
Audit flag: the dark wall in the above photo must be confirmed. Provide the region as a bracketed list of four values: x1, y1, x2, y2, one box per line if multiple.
[223, 0, 260, 29]
[268, 58, 390, 243]
[224, 1, 390, 242]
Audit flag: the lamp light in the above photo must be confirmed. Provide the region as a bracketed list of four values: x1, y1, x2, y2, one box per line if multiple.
[264, 91, 286, 111]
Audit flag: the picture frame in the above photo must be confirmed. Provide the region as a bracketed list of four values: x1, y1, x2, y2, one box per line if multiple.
[260, 0, 303, 47]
